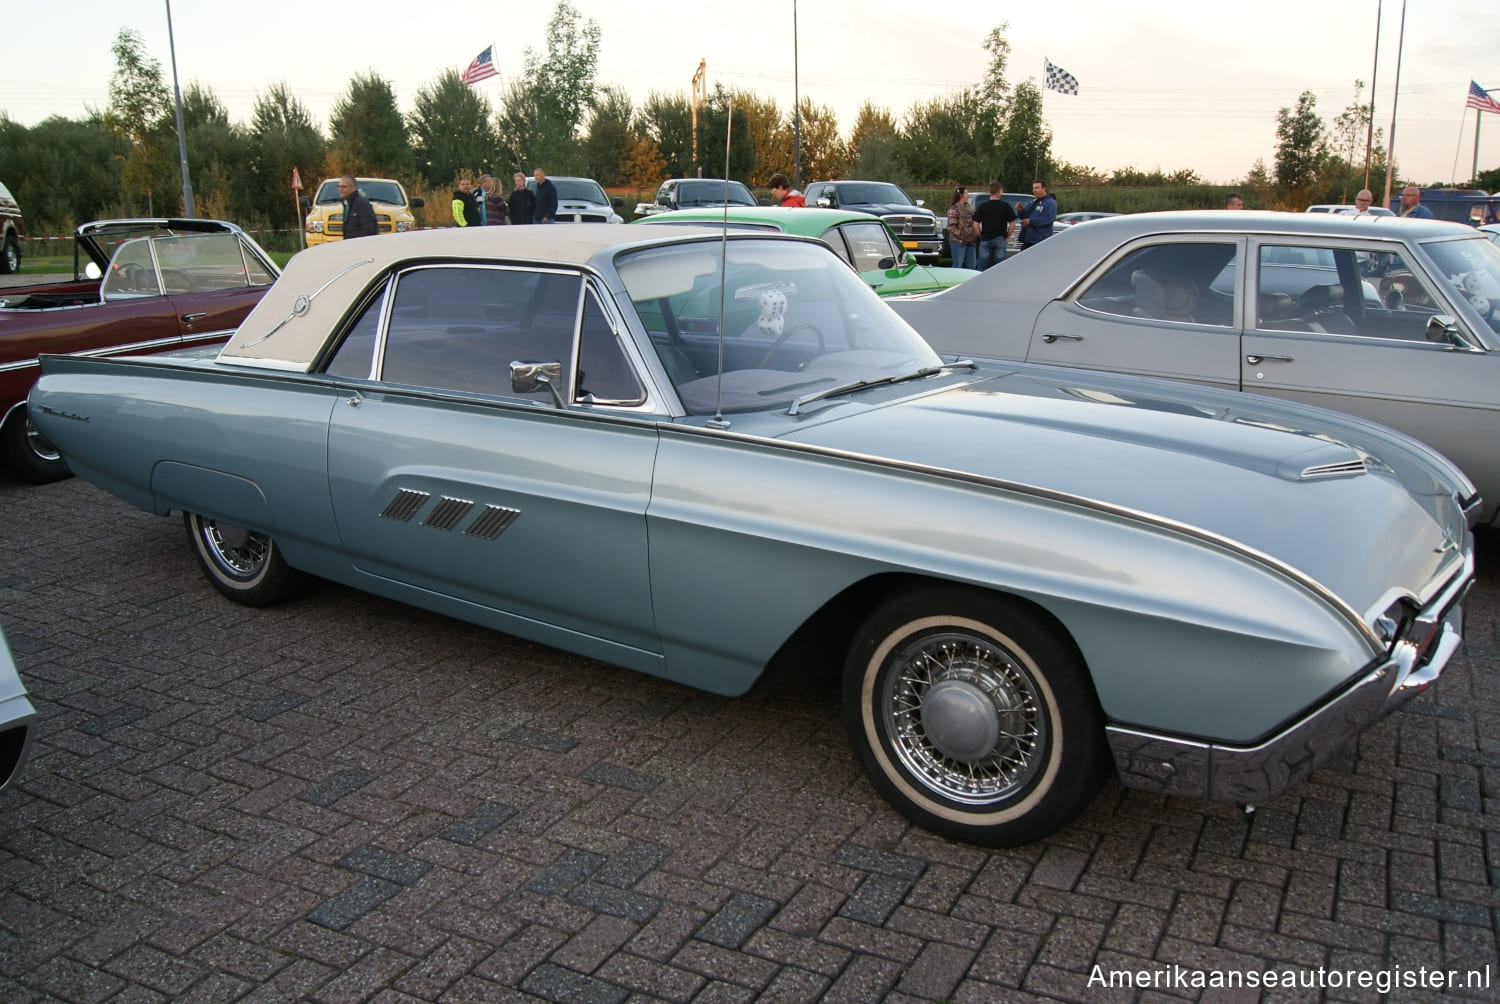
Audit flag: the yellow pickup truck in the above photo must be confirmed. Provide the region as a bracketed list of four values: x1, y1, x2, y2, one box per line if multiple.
[302, 177, 423, 245]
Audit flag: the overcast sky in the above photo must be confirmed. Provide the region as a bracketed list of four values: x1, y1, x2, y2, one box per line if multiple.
[3, 0, 1497, 190]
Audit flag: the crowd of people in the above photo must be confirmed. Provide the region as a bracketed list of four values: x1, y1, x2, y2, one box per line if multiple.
[444, 168, 557, 228]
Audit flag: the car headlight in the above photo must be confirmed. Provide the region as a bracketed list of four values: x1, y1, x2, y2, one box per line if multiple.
[307, 220, 324, 233]
[395, 221, 412, 232]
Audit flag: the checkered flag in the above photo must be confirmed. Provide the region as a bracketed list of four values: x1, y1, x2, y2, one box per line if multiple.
[1044, 59, 1079, 95]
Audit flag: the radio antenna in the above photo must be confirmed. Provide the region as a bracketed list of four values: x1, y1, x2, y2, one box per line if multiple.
[707, 95, 733, 430]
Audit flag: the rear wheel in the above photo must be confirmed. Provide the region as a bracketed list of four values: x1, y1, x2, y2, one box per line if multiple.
[0, 235, 19, 274]
[184, 512, 302, 606]
[2, 409, 71, 483]
[842, 586, 1108, 847]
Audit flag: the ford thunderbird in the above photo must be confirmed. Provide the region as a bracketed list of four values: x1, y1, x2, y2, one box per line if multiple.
[0, 218, 279, 483]
[30, 225, 1475, 846]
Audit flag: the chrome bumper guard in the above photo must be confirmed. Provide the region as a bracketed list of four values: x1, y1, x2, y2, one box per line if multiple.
[1107, 558, 1472, 804]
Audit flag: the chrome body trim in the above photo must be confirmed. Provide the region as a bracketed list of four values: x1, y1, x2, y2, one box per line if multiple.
[1108, 555, 1471, 803]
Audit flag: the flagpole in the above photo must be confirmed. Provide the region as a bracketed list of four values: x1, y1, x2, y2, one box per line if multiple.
[1363, 0, 1381, 190]
[1475, 91, 1487, 185]
[1381, 0, 1406, 209]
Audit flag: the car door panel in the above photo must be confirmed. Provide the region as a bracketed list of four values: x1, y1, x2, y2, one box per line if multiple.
[328, 394, 660, 655]
[1025, 238, 1243, 390]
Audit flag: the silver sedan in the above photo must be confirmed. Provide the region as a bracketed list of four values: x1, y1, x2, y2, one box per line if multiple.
[892, 210, 1500, 523]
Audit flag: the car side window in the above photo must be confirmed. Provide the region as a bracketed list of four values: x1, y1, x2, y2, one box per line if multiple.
[325, 287, 385, 379]
[819, 227, 854, 267]
[1256, 244, 1441, 340]
[100, 238, 160, 299]
[377, 265, 581, 402]
[837, 222, 899, 271]
[575, 288, 644, 404]
[1076, 243, 1237, 326]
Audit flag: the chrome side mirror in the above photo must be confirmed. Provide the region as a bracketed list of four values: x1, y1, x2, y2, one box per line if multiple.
[1424, 314, 1477, 349]
[510, 360, 566, 408]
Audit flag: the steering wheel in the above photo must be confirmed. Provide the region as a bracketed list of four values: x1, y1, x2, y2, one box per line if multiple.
[757, 323, 826, 368]
[114, 261, 153, 292]
[1294, 287, 1343, 320]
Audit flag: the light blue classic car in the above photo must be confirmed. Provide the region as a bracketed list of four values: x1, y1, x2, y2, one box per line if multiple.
[30, 225, 1476, 846]
[0, 625, 38, 794]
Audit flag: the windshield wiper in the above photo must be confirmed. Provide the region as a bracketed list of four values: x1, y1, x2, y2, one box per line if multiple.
[787, 359, 976, 415]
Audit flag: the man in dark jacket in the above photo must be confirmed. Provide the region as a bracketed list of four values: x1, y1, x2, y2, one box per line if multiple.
[533, 168, 558, 223]
[1018, 179, 1057, 250]
[452, 177, 482, 227]
[338, 176, 378, 239]
[508, 171, 536, 224]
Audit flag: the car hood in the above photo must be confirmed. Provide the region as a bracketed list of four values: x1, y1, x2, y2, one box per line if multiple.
[775, 369, 1466, 619]
[846, 202, 934, 217]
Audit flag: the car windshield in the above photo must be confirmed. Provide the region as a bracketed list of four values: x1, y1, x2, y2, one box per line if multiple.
[552, 178, 609, 203]
[1421, 235, 1500, 337]
[617, 238, 941, 415]
[316, 180, 405, 206]
[674, 180, 757, 207]
[837, 183, 914, 206]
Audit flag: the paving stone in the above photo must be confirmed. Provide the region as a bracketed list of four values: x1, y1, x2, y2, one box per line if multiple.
[693, 892, 779, 951]
[4, 479, 1498, 1001]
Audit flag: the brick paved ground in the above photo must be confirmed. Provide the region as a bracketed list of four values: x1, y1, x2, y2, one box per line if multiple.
[0, 475, 1495, 1002]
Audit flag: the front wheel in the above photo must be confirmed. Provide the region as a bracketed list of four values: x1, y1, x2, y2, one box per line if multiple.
[184, 512, 302, 606]
[1, 236, 19, 274]
[2, 409, 71, 484]
[842, 587, 1108, 847]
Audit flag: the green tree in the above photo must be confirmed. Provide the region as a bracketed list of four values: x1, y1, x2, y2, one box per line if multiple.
[979, 24, 1012, 111]
[694, 85, 756, 181]
[249, 82, 327, 229]
[898, 89, 991, 184]
[637, 91, 693, 178]
[995, 81, 1051, 188]
[795, 98, 849, 184]
[848, 104, 903, 181]
[330, 73, 413, 178]
[1274, 90, 1327, 203]
[107, 28, 173, 214]
[733, 92, 786, 186]
[501, 0, 601, 173]
[0, 113, 127, 232]
[178, 84, 249, 223]
[411, 70, 499, 186]
[585, 86, 633, 185]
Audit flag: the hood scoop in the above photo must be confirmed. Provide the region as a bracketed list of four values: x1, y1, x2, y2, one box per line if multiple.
[1298, 458, 1369, 481]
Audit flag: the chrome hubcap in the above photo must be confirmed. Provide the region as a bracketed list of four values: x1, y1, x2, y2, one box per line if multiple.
[882, 632, 1044, 804]
[202, 519, 268, 578]
[24, 419, 61, 462]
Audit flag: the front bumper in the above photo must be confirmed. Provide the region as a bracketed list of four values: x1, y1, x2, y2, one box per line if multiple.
[1107, 558, 1471, 804]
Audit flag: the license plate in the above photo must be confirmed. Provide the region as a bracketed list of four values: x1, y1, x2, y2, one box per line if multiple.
[902, 240, 919, 249]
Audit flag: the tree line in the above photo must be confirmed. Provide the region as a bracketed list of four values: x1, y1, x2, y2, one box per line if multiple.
[5, 5, 1488, 238]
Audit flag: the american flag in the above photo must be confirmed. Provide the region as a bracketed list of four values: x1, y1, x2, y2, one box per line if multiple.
[1466, 80, 1500, 115]
[1044, 59, 1079, 96]
[462, 45, 499, 86]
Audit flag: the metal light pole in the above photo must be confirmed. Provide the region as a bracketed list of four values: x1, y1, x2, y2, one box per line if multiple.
[1382, 0, 1406, 210]
[1363, 0, 1381, 190]
[165, 0, 195, 217]
[793, 0, 801, 188]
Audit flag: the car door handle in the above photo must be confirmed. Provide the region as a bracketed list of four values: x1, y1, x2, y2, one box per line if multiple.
[182, 312, 208, 325]
[1041, 333, 1084, 343]
[1246, 354, 1294, 364]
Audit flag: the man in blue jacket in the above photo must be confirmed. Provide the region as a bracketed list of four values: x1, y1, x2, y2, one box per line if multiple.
[1018, 180, 1057, 250]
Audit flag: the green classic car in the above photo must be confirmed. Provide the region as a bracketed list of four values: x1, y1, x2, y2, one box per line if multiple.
[634, 206, 976, 298]
[30, 225, 1476, 847]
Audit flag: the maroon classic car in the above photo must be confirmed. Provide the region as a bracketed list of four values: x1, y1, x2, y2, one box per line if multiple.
[0, 218, 279, 482]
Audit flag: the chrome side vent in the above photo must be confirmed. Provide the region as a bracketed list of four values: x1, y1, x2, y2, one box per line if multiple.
[380, 489, 430, 521]
[1300, 459, 1368, 480]
[423, 497, 474, 531]
[465, 504, 521, 540]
